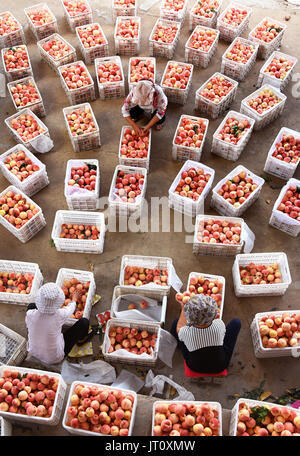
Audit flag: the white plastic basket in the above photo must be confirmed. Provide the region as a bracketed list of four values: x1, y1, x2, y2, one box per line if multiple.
[1, 45, 33, 82]
[51, 210, 105, 254]
[149, 18, 181, 59]
[119, 126, 151, 170]
[168, 160, 215, 217]
[0, 185, 46, 243]
[0, 416, 12, 436]
[0, 259, 43, 306]
[172, 115, 209, 162]
[0, 323, 27, 366]
[63, 103, 101, 152]
[64, 159, 100, 211]
[185, 25, 219, 68]
[76, 23, 109, 65]
[217, 2, 252, 42]
[221, 37, 259, 82]
[112, 0, 137, 20]
[60, 0, 93, 33]
[55, 267, 96, 326]
[128, 56, 156, 92]
[189, 0, 223, 31]
[232, 252, 292, 297]
[195, 72, 238, 119]
[103, 318, 161, 367]
[248, 17, 287, 60]
[37, 33, 77, 73]
[269, 177, 300, 237]
[0, 144, 49, 197]
[210, 165, 265, 217]
[111, 285, 168, 326]
[186, 272, 225, 320]
[0, 365, 67, 426]
[58, 60, 95, 105]
[95, 55, 125, 100]
[264, 128, 300, 180]
[257, 51, 298, 92]
[62, 381, 137, 436]
[211, 110, 255, 161]
[251, 310, 300, 358]
[7, 76, 46, 118]
[161, 61, 193, 105]
[240, 84, 287, 131]
[160, 0, 189, 23]
[24, 3, 58, 41]
[0, 12, 25, 49]
[108, 165, 147, 218]
[114, 16, 141, 56]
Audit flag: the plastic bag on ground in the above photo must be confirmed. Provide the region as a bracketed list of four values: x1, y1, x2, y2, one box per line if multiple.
[61, 359, 116, 384]
[145, 369, 195, 401]
[95, 8, 113, 25]
[0, 73, 6, 98]
[170, 264, 183, 293]
[111, 369, 144, 392]
[113, 294, 162, 322]
[139, 0, 160, 10]
[157, 329, 177, 368]
[242, 222, 255, 254]
[29, 134, 54, 153]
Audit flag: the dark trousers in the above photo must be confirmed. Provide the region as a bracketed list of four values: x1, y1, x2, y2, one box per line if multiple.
[129, 106, 166, 125]
[27, 303, 89, 356]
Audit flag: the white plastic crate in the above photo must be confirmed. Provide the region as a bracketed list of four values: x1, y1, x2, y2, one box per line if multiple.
[0, 259, 43, 306]
[51, 210, 105, 254]
[172, 115, 209, 162]
[232, 252, 292, 297]
[168, 160, 215, 217]
[55, 267, 96, 326]
[161, 61, 193, 105]
[111, 285, 168, 326]
[0, 416, 12, 436]
[193, 214, 254, 257]
[7, 76, 46, 118]
[257, 51, 298, 92]
[152, 400, 223, 436]
[264, 128, 300, 180]
[248, 17, 287, 60]
[103, 318, 161, 367]
[0, 144, 49, 197]
[251, 310, 300, 358]
[210, 165, 265, 217]
[0, 365, 67, 426]
[186, 272, 225, 320]
[63, 381, 137, 436]
[112, 0, 137, 20]
[185, 26, 219, 69]
[211, 110, 255, 161]
[229, 398, 300, 436]
[95, 55, 125, 100]
[60, 0, 93, 33]
[189, 0, 223, 31]
[240, 84, 287, 131]
[76, 23, 109, 65]
[58, 60, 95, 105]
[24, 3, 58, 41]
[221, 37, 259, 82]
[195, 72, 238, 119]
[108, 165, 147, 218]
[0, 185, 46, 243]
[128, 56, 156, 92]
[114, 16, 141, 56]
[160, 0, 189, 23]
[64, 159, 100, 211]
[0, 323, 27, 366]
[0, 12, 25, 48]
[149, 18, 181, 59]
[37, 33, 77, 73]
[63, 103, 101, 152]
[269, 177, 300, 237]
[119, 126, 151, 170]
[217, 2, 252, 42]
[1, 45, 33, 82]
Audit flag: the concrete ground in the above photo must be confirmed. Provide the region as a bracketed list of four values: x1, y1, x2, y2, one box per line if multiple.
[0, 0, 299, 436]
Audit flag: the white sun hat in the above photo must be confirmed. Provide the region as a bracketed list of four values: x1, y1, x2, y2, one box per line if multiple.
[132, 80, 155, 107]
[35, 282, 65, 314]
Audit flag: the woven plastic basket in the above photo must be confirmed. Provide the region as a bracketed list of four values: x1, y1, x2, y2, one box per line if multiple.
[114, 16, 141, 56]
[257, 51, 298, 92]
[217, 2, 252, 42]
[185, 25, 219, 68]
[1, 45, 33, 82]
[189, 0, 223, 31]
[95, 55, 125, 100]
[76, 23, 109, 65]
[60, 0, 93, 33]
[0, 12, 25, 48]
[64, 159, 100, 211]
[221, 37, 259, 82]
[248, 17, 287, 60]
[269, 177, 300, 237]
[63, 103, 101, 152]
[264, 128, 300, 180]
[0, 323, 27, 366]
[24, 3, 58, 41]
[172, 115, 209, 162]
[161, 61, 193, 105]
[37, 33, 77, 73]
[149, 18, 181, 59]
[160, 0, 189, 23]
[7, 76, 46, 117]
[58, 60, 95, 105]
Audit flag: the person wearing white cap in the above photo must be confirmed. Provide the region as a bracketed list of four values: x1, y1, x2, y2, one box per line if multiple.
[121, 79, 168, 136]
[25, 282, 90, 365]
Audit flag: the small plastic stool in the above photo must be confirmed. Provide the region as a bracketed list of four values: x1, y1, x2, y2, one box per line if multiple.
[184, 361, 228, 384]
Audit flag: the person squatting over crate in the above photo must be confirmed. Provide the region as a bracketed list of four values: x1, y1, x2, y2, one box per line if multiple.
[171, 294, 241, 374]
[25, 282, 90, 365]
[121, 79, 168, 135]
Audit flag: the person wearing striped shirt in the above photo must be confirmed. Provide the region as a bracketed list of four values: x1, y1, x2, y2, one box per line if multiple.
[171, 294, 241, 374]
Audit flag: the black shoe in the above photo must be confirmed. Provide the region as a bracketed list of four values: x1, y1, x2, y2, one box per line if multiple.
[77, 328, 95, 346]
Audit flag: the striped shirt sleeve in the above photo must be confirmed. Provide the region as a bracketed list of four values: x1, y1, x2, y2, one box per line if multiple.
[178, 320, 226, 352]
